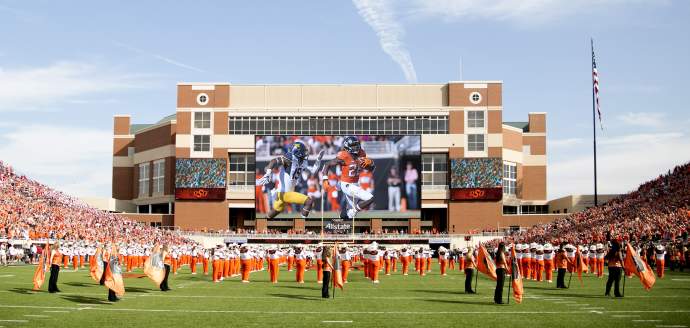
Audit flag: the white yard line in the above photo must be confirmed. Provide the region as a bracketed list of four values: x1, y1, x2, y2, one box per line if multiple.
[655, 325, 687, 328]
[0, 320, 28, 323]
[632, 320, 662, 322]
[43, 310, 70, 313]
[322, 321, 353, 323]
[23, 314, 48, 318]
[0, 304, 689, 315]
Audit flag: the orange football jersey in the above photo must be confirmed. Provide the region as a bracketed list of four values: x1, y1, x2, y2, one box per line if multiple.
[337, 149, 366, 183]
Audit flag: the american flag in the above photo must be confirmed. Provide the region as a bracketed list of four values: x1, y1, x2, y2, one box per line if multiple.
[592, 39, 603, 129]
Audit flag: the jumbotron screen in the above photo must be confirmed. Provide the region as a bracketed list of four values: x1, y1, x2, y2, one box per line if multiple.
[449, 158, 503, 201]
[175, 158, 227, 200]
[255, 135, 421, 222]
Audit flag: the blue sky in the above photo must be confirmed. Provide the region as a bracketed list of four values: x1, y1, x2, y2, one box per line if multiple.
[1, 0, 688, 199]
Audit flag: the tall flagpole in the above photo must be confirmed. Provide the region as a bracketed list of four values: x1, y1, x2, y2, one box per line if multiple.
[591, 38, 598, 207]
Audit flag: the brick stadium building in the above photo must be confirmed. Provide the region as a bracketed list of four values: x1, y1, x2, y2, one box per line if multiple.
[112, 81, 563, 233]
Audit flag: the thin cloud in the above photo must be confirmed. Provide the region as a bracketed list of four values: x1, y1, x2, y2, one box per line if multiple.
[0, 61, 155, 112]
[352, 0, 418, 83]
[549, 131, 688, 198]
[617, 112, 666, 128]
[407, 0, 666, 26]
[113, 41, 206, 73]
[0, 124, 112, 197]
[549, 137, 585, 149]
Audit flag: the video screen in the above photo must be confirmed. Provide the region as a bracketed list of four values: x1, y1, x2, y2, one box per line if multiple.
[175, 158, 227, 200]
[255, 136, 421, 220]
[449, 158, 503, 200]
[450, 158, 502, 188]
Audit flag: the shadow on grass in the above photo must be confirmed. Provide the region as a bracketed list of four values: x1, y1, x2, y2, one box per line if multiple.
[411, 289, 467, 295]
[124, 287, 151, 293]
[424, 299, 495, 306]
[523, 285, 559, 290]
[65, 281, 96, 287]
[268, 293, 321, 301]
[8, 287, 43, 295]
[533, 292, 608, 299]
[276, 285, 320, 291]
[60, 294, 112, 305]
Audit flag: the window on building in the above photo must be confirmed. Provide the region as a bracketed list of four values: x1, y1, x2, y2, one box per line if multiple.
[193, 135, 210, 152]
[422, 153, 447, 186]
[153, 160, 165, 193]
[228, 116, 449, 135]
[194, 112, 211, 129]
[138, 164, 149, 197]
[520, 205, 549, 214]
[228, 153, 255, 185]
[469, 92, 482, 104]
[468, 111, 485, 128]
[503, 206, 518, 215]
[503, 162, 517, 195]
[467, 134, 485, 152]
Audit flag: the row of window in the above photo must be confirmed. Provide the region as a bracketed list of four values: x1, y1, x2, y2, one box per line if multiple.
[502, 205, 549, 215]
[138, 160, 165, 197]
[228, 116, 450, 135]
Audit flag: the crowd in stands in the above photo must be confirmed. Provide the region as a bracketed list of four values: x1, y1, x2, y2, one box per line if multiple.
[0, 161, 187, 245]
[501, 162, 690, 247]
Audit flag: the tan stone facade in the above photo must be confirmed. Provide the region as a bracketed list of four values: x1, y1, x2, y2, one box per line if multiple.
[113, 81, 561, 232]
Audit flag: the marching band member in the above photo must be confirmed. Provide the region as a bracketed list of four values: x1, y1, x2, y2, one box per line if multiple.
[415, 248, 425, 276]
[370, 245, 381, 283]
[48, 242, 62, 293]
[555, 243, 572, 288]
[543, 243, 554, 283]
[588, 245, 597, 273]
[521, 243, 531, 280]
[203, 248, 210, 275]
[267, 245, 281, 283]
[438, 246, 448, 276]
[529, 243, 537, 280]
[565, 244, 576, 274]
[315, 244, 324, 283]
[339, 244, 351, 283]
[464, 247, 476, 294]
[596, 243, 605, 278]
[384, 248, 392, 275]
[61, 243, 70, 269]
[287, 247, 295, 272]
[400, 246, 410, 275]
[390, 248, 398, 272]
[459, 248, 466, 272]
[655, 244, 666, 278]
[535, 244, 545, 282]
[239, 244, 252, 283]
[425, 248, 432, 273]
[295, 245, 307, 283]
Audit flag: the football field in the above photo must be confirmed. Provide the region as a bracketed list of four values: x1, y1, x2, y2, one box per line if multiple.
[0, 262, 689, 328]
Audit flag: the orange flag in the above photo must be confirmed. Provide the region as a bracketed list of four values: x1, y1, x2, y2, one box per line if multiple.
[332, 248, 344, 290]
[624, 243, 655, 291]
[510, 246, 523, 303]
[104, 255, 125, 297]
[32, 251, 48, 291]
[575, 248, 587, 285]
[144, 247, 166, 286]
[477, 245, 497, 281]
[89, 247, 104, 282]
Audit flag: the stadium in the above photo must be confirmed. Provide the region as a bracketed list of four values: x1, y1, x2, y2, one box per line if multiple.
[111, 81, 554, 235]
[2, 2, 690, 327]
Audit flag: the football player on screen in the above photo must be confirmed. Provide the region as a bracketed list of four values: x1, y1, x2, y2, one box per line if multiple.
[256, 141, 325, 219]
[320, 136, 376, 219]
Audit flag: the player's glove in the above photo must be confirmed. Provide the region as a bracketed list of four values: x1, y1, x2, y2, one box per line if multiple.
[256, 173, 270, 186]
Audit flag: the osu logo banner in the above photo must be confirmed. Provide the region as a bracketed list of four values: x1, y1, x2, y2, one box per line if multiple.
[450, 188, 502, 201]
[175, 188, 226, 200]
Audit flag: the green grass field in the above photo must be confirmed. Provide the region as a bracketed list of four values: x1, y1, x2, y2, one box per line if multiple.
[0, 262, 689, 327]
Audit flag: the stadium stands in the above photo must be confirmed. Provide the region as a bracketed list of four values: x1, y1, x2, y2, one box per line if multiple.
[503, 162, 690, 245]
[0, 161, 186, 245]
